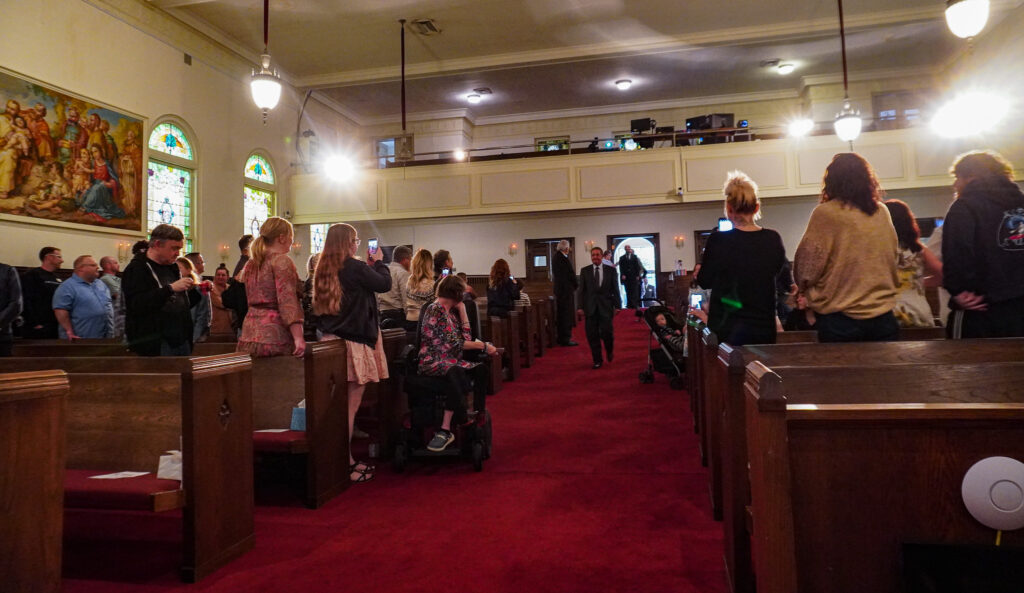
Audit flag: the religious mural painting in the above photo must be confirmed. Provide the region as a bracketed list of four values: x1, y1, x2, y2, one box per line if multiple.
[0, 68, 144, 232]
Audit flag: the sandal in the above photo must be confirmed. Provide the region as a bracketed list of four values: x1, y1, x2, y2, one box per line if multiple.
[350, 469, 374, 483]
[349, 461, 375, 474]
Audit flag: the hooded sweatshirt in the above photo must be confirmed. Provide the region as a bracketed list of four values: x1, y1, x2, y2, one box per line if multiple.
[942, 177, 1024, 305]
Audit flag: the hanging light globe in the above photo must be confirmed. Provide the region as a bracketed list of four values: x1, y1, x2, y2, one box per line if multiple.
[251, 54, 282, 117]
[945, 0, 990, 39]
[833, 99, 862, 143]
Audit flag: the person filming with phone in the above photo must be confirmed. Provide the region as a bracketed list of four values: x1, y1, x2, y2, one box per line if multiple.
[486, 258, 521, 318]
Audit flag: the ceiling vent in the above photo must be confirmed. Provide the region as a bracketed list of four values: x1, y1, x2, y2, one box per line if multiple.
[410, 19, 442, 36]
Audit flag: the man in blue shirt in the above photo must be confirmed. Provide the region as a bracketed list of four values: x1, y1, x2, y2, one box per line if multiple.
[52, 255, 113, 339]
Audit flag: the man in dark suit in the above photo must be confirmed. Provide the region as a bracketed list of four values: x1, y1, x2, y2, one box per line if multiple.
[577, 247, 620, 368]
[551, 239, 578, 346]
[618, 244, 646, 309]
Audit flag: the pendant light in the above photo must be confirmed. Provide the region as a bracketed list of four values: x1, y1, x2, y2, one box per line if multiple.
[395, 19, 414, 163]
[945, 0, 990, 39]
[250, 0, 282, 124]
[832, 0, 862, 147]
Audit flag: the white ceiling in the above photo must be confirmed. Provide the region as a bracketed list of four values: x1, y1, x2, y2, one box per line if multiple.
[151, 0, 1021, 121]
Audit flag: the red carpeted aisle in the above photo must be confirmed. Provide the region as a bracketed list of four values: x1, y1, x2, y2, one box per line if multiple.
[63, 311, 725, 593]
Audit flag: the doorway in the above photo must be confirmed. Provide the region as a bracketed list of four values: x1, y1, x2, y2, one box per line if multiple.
[607, 233, 660, 305]
[525, 238, 575, 289]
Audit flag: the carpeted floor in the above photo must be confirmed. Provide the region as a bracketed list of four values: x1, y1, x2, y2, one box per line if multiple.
[63, 311, 725, 592]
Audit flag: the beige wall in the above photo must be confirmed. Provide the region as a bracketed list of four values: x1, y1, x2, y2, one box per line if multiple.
[0, 0, 301, 268]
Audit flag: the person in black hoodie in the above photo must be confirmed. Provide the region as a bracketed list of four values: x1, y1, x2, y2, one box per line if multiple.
[312, 223, 391, 483]
[943, 150, 1024, 338]
[122, 224, 201, 355]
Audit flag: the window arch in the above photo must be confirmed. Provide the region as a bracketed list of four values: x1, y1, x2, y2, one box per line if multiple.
[147, 119, 196, 251]
[310, 223, 330, 254]
[243, 152, 276, 236]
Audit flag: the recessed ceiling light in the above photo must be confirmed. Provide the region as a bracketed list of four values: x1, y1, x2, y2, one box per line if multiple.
[466, 94, 481, 104]
[777, 63, 795, 75]
[615, 79, 632, 91]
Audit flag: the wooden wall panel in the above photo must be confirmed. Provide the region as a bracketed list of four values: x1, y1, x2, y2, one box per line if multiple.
[481, 169, 570, 205]
[579, 160, 675, 200]
[387, 176, 471, 212]
[685, 153, 787, 192]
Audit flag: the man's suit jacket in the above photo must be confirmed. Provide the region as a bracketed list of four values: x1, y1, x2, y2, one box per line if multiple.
[618, 253, 645, 280]
[552, 251, 578, 296]
[577, 263, 620, 317]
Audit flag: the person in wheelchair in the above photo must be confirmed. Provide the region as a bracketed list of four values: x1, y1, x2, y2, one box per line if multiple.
[417, 275, 496, 451]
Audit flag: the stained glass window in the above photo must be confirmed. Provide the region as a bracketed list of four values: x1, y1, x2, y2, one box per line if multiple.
[148, 123, 193, 160]
[147, 161, 193, 251]
[310, 224, 329, 254]
[243, 186, 274, 236]
[244, 154, 275, 184]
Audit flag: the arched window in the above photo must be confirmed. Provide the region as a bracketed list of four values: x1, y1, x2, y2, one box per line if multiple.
[310, 223, 330, 254]
[243, 153, 276, 236]
[147, 121, 196, 250]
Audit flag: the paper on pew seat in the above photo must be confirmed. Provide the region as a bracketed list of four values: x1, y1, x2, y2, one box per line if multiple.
[88, 471, 150, 479]
[255, 429, 290, 433]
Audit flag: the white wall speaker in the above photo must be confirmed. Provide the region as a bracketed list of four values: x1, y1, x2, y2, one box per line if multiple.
[961, 456, 1024, 531]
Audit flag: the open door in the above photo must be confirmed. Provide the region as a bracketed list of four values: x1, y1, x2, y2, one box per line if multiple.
[607, 233, 660, 305]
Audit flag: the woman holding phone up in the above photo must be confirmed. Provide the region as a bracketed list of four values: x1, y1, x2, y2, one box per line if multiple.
[313, 223, 391, 483]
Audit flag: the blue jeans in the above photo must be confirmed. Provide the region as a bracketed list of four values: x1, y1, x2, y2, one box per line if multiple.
[816, 311, 899, 343]
[159, 340, 193, 356]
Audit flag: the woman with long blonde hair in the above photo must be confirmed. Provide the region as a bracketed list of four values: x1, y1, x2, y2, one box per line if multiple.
[236, 216, 305, 357]
[313, 223, 392, 483]
[403, 248, 435, 330]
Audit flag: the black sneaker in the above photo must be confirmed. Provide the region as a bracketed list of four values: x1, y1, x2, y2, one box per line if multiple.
[427, 429, 455, 452]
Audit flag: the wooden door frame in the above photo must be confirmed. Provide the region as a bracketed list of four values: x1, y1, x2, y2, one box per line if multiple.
[525, 237, 576, 282]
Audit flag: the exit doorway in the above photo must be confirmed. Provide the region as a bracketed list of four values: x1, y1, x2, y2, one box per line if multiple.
[525, 238, 576, 286]
[607, 233, 660, 305]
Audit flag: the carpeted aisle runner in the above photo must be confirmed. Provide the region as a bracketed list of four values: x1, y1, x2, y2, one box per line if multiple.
[63, 310, 725, 592]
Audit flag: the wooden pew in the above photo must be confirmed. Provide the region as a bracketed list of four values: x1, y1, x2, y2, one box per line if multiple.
[745, 361, 1024, 593]
[248, 339, 350, 508]
[532, 300, 547, 358]
[714, 338, 1024, 593]
[358, 328, 410, 462]
[515, 303, 536, 369]
[685, 322, 704, 437]
[0, 354, 254, 582]
[489, 311, 522, 381]
[545, 296, 557, 348]
[0, 370, 68, 593]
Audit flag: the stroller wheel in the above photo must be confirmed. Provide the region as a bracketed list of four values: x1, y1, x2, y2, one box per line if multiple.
[471, 441, 484, 472]
[670, 376, 685, 391]
[639, 370, 654, 383]
[393, 442, 408, 473]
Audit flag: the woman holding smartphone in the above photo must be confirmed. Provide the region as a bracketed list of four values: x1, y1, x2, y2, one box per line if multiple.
[313, 223, 391, 483]
[697, 171, 787, 346]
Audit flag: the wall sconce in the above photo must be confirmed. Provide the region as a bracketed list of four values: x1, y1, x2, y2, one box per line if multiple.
[508, 242, 518, 256]
[291, 242, 302, 256]
[219, 243, 231, 262]
[116, 241, 130, 263]
[584, 240, 596, 251]
[674, 235, 685, 248]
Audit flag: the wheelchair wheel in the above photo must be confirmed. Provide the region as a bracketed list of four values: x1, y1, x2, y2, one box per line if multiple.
[471, 441, 484, 472]
[393, 442, 408, 473]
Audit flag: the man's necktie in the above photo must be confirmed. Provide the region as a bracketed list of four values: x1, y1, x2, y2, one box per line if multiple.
[594, 266, 600, 286]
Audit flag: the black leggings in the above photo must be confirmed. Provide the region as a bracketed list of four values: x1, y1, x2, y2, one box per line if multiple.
[442, 364, 488, 422]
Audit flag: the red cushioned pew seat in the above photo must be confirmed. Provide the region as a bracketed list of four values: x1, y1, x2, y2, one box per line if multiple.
[253, 430, 309, 454]
[64, 469, 184, 512]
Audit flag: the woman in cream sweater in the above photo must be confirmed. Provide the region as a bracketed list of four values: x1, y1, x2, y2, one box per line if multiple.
[794, 153, 900, 342]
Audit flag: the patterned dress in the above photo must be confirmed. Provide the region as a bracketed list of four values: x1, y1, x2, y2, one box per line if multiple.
[892, 248, 935, 328]
[237, 252, 304, 357]
[417, 301, 478, 376]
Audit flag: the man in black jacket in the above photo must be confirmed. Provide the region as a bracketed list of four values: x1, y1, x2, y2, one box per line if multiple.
[122, 224, 200, 355]
[551, 239, 578, 346]
[943, 150, 1024, 338]
[20, 246, 63, 338]
[577, 247, 620, 368]
[0, 262, 21, 356]
[618, 244, 646, 309]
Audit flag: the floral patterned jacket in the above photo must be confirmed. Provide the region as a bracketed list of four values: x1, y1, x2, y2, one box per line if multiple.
[416, 301, 478, 376]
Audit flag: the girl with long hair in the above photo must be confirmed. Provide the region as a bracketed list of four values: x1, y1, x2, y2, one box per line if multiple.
[486, 258, 521, 318]
[884, 200, 943, 328]
[236, 216, 305, 357]
[696, 170, 788, 345]
[313, 223, 392, 483]
[794, 153, 900, 342]
[403, 248, 435, 330]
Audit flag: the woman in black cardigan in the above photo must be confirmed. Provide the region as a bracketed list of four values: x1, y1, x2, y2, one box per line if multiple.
[313, 223, 391, 483]
[486, 258, 522, 318]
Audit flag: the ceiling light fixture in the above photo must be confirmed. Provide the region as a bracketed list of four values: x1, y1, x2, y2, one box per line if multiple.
[453, 149, 467, 161]
[324, 155, 355, 182]
[250, 0, 282, 125]
[615, 79, 632, 91]
[931, 91, 1009, 138]
[777, 63, 795, 75]
[832, 0, 862, 147]
[397, 20, 413, 163]
[466, 94, 481, 104]
[945, 0, 990, 39]
[788, 118, 815, 137]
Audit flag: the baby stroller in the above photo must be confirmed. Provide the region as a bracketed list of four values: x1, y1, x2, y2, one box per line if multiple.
[391, 301, 493, 472]
[638, 300, 686, 390]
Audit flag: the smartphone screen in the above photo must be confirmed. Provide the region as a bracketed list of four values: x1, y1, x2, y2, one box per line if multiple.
[690, 293, 703, 308]
[718, 218, 733, 232]
[368, 238, 379, 254]
[442, 268, 450, 277]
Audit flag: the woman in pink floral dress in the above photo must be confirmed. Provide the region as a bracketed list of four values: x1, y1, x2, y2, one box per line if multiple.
[237, 217, 305, 358]
[416, 275, 496, 452]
